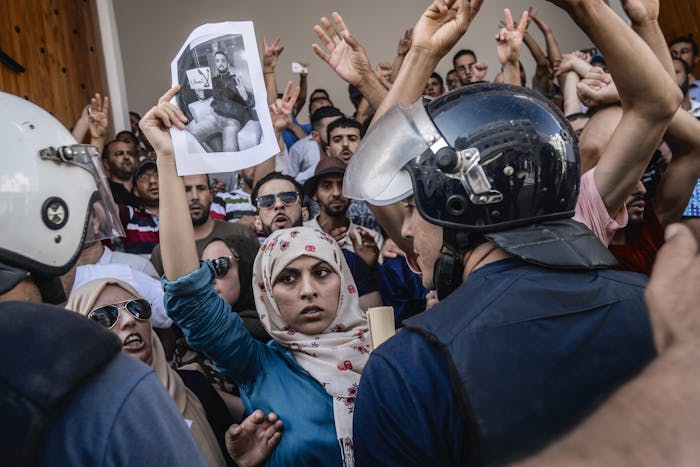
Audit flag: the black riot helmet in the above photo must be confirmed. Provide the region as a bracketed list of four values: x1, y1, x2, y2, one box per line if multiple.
[344, 83, 616, 298]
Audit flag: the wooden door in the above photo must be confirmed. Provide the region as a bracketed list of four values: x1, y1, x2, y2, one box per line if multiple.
[0, 0, 108, 132]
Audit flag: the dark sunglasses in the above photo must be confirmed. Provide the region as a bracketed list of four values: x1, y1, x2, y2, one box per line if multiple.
[210, 254, 238, 278]
[88, 299, 152, 329]
[256, 191, 300, 209]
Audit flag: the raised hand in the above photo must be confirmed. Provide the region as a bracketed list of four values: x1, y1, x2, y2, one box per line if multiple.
[577, 67, 619, 107]
[529, 8, 553, 34]
[262, 35, 284, 72]
[495, 9, 528, 66]
[88, 93, 109, 141]
[471, 62, 488, 82]
[349, 226, 380, 268]
[375, 62, 393, 80]
[139, 85, 188, 157]
[270, 81, 301, 133]
[411, 0, 483, 59]
[397, 28, 413, 57]
[225, 410, 283, 467]
[312, 12, 372, 86]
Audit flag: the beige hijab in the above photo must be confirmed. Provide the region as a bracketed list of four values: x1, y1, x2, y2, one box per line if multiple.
[66, 278, 226, 467]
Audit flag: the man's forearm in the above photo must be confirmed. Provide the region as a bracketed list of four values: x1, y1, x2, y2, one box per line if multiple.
[632, 20, 674, 78]
[355, 72, 389, 114]
[567, 1, 678, 114]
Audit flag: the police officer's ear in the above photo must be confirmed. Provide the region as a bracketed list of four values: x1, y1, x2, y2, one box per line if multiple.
[311, 130, 320, 143]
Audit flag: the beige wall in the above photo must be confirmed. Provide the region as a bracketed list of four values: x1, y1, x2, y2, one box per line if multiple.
[115, 0, 599, 120]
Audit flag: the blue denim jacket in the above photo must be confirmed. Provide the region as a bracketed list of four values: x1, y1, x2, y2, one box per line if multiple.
[163, 261, 341, 466]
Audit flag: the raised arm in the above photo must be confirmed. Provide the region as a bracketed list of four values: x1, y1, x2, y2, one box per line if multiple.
[262, 35, 284, 105]
[389, 28, 413, 83]
[365, 0, 483, 255]
[654, 109, 700, 226]
[292, 61, 308, 116]
[254, 81, 301, 187]
[549, 0, 681, 219]
[139, 86, 199, 280]
[88, 93, 110, 154]
[312, 11, 388, 110]
[530, 9, 562, 66]
[495, 9, 528, 86]
[620, 0, 674, 77]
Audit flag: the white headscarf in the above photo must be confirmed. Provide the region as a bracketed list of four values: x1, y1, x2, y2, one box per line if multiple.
[253, 227, 370, 466]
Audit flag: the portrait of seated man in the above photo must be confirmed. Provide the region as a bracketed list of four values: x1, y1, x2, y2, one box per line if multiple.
[181, 38, 262, 154]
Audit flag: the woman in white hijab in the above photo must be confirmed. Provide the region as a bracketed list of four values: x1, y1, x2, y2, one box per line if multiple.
[164, 227, 370, 466]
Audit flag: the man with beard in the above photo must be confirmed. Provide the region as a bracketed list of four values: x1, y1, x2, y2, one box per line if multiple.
[250, 171, 382, 309]
[102, 139, 140, 207]
[303, 157, 384, 268]
[211, 166, 258, 228]
[149, 173, 257, 276]
[188, 50, 254, 153]
[119, 161, 160, 257]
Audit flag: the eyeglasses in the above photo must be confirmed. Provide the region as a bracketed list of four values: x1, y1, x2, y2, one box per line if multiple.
[88, 299, 152, 329]
[136, 172, 158, 182]
[256, 191, 300, 209]
[209, 255, 238, 278]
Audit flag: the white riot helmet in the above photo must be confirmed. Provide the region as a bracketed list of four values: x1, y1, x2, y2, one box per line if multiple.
[0, 92, 123, 294]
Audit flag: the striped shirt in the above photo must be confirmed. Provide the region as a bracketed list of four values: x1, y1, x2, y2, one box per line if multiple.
[211, 188, 257, 223]
[119, 204, 159, 257]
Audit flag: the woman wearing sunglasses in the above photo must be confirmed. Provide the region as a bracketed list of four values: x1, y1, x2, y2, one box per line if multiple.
[143, 86, 370, 466]
[66, 278, 230, 467]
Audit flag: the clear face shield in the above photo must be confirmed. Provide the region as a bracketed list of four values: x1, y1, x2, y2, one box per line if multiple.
[39, 144, 125, 244]
[344, 98, 502, 211]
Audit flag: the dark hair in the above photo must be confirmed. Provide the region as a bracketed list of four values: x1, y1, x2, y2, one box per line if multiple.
[250, 171, 304, 208]
[310, 88, 329, 99]
[129, 111, 141, 119]
[116, 130, 138, 143]
[447, 68, 457, 76]
[205, 236, 259, 311]
[672, 56, 692, 75]
[310, 106, 344, 133]
[429, 71, 444, 86]
[308, 96, 334, 113]
[566, 112, 589, 122]
[453, 49, 477, 67]
[214, 50, 231, 64]
[101, 139, 122, 159]
[326, 117, 361, 143]
[669, 34, 699, 56]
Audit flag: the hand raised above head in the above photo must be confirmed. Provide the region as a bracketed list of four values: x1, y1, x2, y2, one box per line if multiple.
[88, 93, 110, 140]
[312, 11, 371, 86]
[270, 81, 301, 133]
[139, 86, 188, 157]
[397, 28, 413, 57]
[495, 8, 528, 66]
[411, 0, 483, 59]
[263, 35, 284, 72]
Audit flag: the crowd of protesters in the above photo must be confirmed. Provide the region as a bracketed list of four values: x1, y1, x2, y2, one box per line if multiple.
[4, 0, 700, 465]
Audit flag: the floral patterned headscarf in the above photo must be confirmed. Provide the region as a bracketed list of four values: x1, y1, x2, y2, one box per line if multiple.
[253, 227, 370, 466]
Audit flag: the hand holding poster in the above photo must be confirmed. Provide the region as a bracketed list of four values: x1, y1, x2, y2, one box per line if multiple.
[170, 22, 279, 175]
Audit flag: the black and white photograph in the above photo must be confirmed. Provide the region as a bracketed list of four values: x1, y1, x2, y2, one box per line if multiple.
[170, 22, 278, 176]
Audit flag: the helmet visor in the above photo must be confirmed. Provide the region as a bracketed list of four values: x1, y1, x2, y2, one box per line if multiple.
[41, 145, 125, 243]
[343, 99, 443, 206]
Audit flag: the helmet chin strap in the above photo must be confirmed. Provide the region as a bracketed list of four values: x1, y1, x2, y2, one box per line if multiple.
[433, 229, 486, 301]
